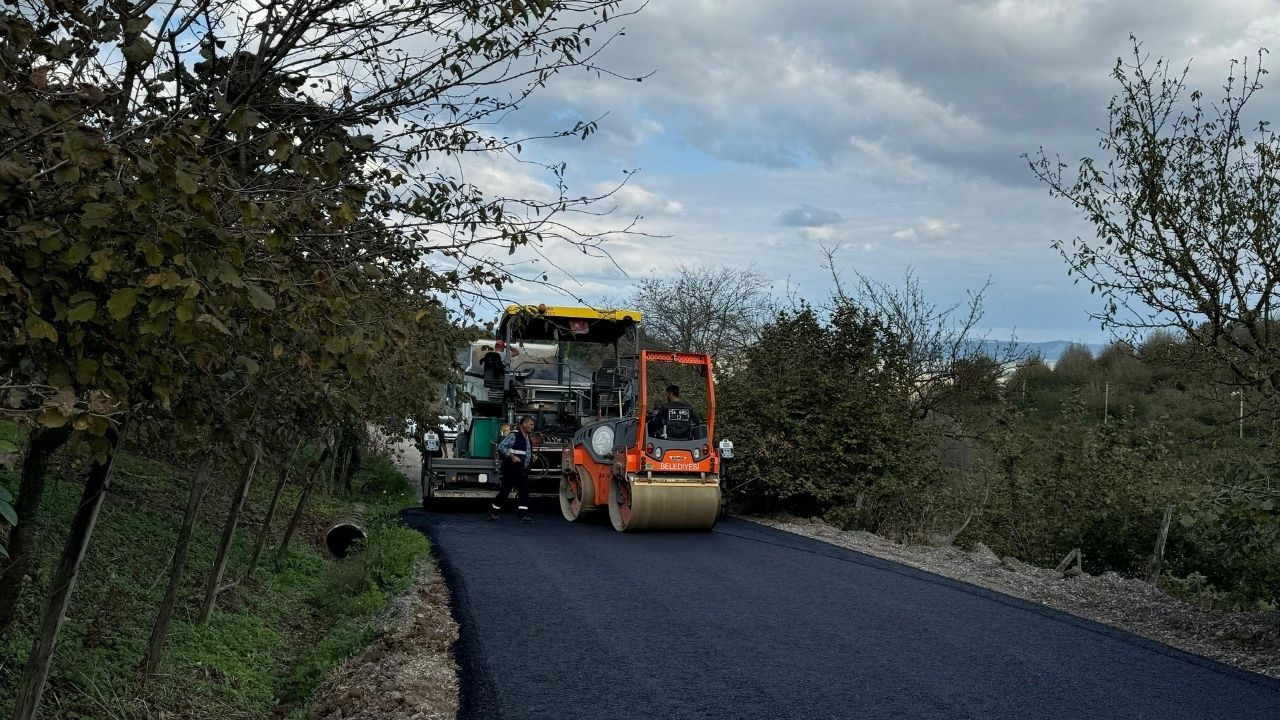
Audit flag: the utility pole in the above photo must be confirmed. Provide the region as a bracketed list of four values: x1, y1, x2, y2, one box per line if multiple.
[1103, 381, 1110, 426]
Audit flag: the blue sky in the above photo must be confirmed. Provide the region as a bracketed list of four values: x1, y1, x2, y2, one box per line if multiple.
[459, 0, 1280, 343]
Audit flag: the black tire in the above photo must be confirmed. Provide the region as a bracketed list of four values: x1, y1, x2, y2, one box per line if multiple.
[423, 476, 441, 510]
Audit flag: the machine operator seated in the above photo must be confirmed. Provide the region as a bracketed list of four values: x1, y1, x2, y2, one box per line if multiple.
[646, 384, 701, 440]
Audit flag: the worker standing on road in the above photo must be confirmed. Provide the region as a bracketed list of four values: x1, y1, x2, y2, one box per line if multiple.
[647, 385, 700, 440]
[489, 415, 535, 522]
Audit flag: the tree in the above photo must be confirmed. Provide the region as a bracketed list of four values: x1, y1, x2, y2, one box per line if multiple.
[0, 0, 640, 714]
[1008, 355, 1055, 394]
[823, 247, 1021, 420]
[1053, 343, 1097, 386]
[717, 303, 937, 534]
[630, 264, 778, 369]
[1029, 38, 1280, 408]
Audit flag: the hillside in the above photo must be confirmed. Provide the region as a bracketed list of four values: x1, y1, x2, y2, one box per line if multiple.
[0, 423, 428, 719]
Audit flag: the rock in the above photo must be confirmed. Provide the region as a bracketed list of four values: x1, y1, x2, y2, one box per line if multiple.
[971, 543, 1000, 566]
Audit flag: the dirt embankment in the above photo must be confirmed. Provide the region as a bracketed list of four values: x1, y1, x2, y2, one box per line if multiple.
[752, 515, 1280, 679]
[308, 563, 460, 720]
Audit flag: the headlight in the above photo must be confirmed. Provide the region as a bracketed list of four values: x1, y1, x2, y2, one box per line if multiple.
[692, 448, 701, 460]
[590, 425, 615, 456]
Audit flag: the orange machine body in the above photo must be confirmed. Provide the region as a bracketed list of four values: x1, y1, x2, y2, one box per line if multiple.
[561, 350, 720, 524]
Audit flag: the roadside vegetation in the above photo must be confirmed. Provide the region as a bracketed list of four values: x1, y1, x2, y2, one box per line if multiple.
[669, 42, 1280, 613]
[0, 0, 638, 716]
[0, 423, 427, 719]
[716, 288, 1279, 611]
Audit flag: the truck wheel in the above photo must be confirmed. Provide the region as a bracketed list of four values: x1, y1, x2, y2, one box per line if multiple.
[421, 477, 437, 511]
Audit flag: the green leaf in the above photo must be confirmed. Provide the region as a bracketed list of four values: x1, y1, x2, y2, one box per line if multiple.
[67, 301, 96, 322]
[0, 440, 17, 455]
[36, 409, 67, 428]
[175, 170, 198, 195]
[324, 141, 344, 163]
[76, 358, 98, 384]
[25, 316, 57, 343]
[81, 202, 114, 229]
[246, 284, 276, 310]
[226, 107, 261, 135]
[0, 502, 15, 527]
[53, 164, 80, 184]
[121, 38, 154, 64]
[64, 242, 92, 264]
[106, 288, 139, 319]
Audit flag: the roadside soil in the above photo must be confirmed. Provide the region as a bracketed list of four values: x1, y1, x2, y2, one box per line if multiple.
[307, 562, 460, 720]
[751, 515, 1280, 679]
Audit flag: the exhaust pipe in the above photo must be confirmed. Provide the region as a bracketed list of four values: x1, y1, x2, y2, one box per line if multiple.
[323, 503, 367, 558]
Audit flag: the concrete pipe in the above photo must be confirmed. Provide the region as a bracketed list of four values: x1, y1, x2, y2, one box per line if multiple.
[323, 503, 367, 558]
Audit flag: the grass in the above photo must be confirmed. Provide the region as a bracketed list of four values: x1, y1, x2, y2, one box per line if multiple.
[0, 424, 428, 720]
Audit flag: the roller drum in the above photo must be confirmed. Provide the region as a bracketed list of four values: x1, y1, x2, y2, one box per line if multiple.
[560, 466, 596, 522]
[608, 474, 720, 532]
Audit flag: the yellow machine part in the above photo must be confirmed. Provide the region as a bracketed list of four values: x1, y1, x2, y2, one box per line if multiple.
[607, 475, 720, 532]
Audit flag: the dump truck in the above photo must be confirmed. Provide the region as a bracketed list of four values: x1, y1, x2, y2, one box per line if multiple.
[560, 350, 722, 532]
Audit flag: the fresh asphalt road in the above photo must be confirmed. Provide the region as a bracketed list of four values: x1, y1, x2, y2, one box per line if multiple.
[402, 504, 1280, 720]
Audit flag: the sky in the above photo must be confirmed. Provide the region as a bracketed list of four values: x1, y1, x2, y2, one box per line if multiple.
[458, 0, 1280, 343]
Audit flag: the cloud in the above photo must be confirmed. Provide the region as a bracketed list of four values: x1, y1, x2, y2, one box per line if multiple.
[779, 204, 844, 227]
[890, 216, 959, 242]
[434, 0, 1280, 341]
[603, 183, 685, 216]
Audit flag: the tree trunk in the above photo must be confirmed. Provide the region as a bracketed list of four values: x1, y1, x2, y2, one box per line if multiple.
[326, 442, 337, 494]
[140, 453, 212, 677]
[12, 422, 124, 720]
[245, 438, 302, 580]
[0, 426, 71, 632]
[197, 445, 259, 624]
[339, 445, 353, 494]
[276, 448, 330, 561]
[1146, 504, 1175, 584]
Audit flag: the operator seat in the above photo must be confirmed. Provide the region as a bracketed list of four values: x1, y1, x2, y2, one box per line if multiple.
[593, 358, 630, 410]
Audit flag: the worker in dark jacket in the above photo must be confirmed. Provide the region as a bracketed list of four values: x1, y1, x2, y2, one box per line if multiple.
[489, 415, 535, 522]
[647, 385, 700, 440]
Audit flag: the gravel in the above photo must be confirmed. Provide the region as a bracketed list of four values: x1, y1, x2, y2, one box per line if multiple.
[307, 562, 460, 720]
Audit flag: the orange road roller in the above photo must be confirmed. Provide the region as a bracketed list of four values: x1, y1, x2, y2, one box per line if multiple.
[560, 350, 722, 532]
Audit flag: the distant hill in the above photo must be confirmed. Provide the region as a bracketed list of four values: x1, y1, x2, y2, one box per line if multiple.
[974, 340, 1108, 366]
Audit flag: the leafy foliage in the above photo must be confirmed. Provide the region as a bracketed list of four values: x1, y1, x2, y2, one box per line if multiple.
[718, 304, 940, 533]
[0, 444, 429, 719]
[1029, 38, 1280, 410]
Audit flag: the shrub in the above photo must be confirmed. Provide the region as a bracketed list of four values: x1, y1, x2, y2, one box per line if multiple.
[718, 304, 943, 534]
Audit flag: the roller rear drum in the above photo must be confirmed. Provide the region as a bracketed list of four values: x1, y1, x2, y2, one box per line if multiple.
[607, 474, 720, 532]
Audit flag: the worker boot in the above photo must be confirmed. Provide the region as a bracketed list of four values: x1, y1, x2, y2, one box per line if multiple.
[487, 504, 501, 521]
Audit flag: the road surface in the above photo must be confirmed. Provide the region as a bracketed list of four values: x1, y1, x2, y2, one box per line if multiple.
[402, 505, 1280, 720]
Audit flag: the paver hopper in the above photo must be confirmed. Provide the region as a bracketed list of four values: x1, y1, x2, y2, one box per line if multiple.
[560, 350, 722, 532]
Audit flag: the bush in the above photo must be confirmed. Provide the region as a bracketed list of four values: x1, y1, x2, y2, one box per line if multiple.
[352, 454, 412, 498]
[719, 304, 943, 535]
[1053, 343, 1096, 385]
[290, 519, 430, 699]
